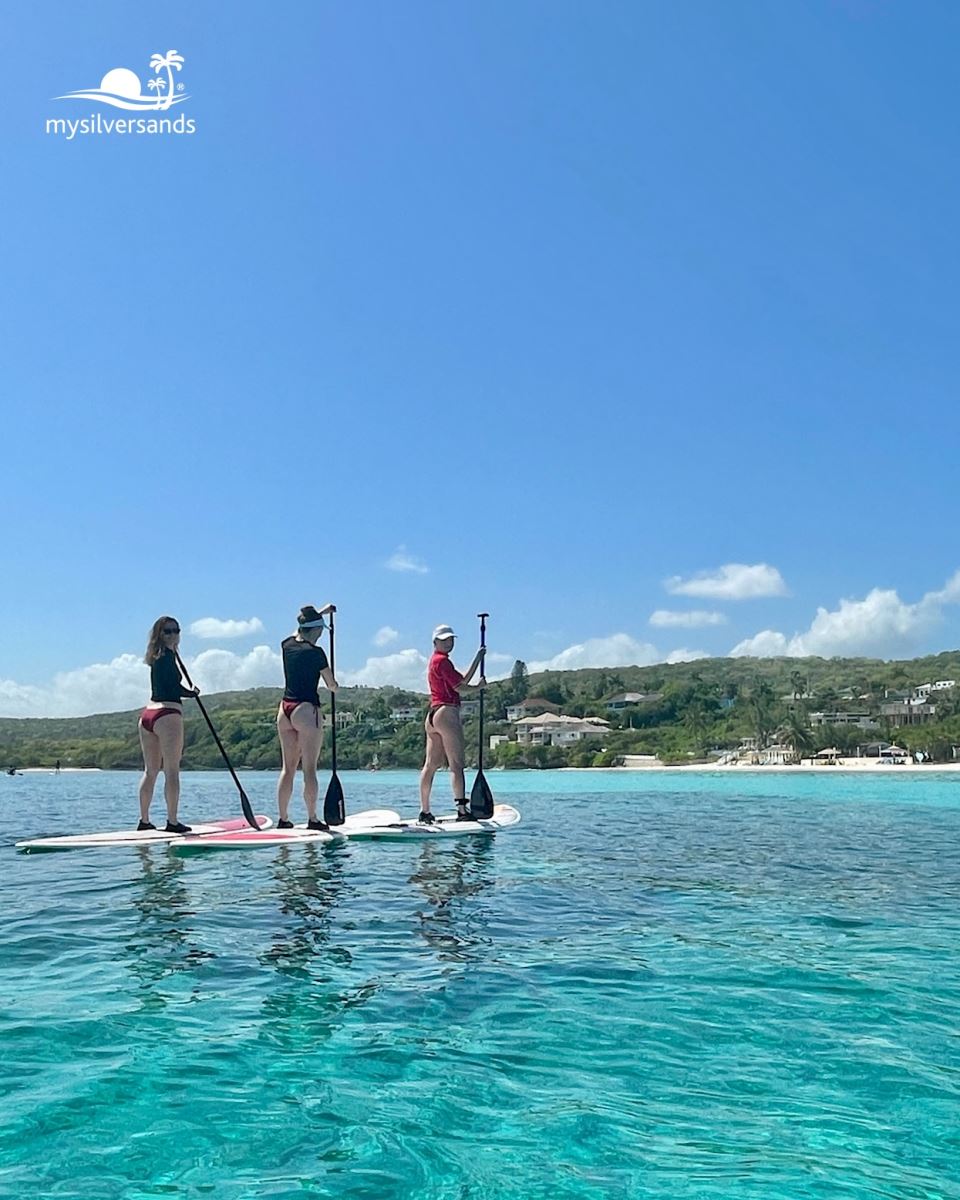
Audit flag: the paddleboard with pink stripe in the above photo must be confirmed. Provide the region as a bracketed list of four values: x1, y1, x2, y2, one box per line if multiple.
[170, 808, 402, 853]
[16, 814, 273, 853]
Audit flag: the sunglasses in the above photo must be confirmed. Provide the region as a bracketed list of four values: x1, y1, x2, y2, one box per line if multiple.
[162, 627, 181, 635]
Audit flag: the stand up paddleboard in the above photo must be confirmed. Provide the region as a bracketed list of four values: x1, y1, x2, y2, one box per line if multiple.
[344, 803, 521, 841]
[16, 815, 273, 853]
[169, 808, 402, 853]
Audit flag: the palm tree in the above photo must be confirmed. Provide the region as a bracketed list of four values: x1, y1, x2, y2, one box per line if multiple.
[779, 709, 814, 763]
[147, 77, 166, 106]
[149, 50, 184, 111]
[746, 678, 777, 750]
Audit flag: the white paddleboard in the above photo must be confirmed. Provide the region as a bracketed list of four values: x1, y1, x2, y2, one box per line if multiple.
[344, 803, 521, 841]
[169, 808, 401, 853]
[16, 814, 272, 853]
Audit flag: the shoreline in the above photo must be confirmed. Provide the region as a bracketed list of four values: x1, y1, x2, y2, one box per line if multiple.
[614, 759, 960, 773]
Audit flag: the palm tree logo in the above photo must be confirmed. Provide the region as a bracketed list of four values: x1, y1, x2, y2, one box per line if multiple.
[149, 50, 185, 112]
[55, 51, 190, 111]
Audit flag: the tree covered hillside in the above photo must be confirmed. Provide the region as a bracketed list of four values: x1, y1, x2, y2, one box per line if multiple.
[4, 650, 960, 770]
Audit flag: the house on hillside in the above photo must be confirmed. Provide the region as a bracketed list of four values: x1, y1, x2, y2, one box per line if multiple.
[604, 692, 661, 711]
[505, 698, 560, 721]
[808, 711, 877, 730]
[514, 713, 608, 747]
[390, 706, 424, 722]
[880, 699, 937, 726]
[322, 711, 357, 731]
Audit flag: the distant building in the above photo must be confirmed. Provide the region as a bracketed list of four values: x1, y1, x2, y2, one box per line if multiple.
[322, 711, 356, 731]
[505, 698, 561, 721]
[808, 712, 878, 730]
[605, 692, 661, 711]
[489, 734, 510, 749]
[390, 706, 423, 722]
[460, 698, 480, 717]
[880, 700, 937, 726]
[914, 680, 956, 699]
[514, 713, 607, 747]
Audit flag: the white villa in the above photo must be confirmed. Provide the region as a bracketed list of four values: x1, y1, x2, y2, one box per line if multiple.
[506, 698, 561, 721]
[514, 713, 609, 746]
[390, 706, 423, 722]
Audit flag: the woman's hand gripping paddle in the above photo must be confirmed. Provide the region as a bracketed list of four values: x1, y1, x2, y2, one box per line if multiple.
[469, 612, 495, 819]
[322, 607, 346, 826]
[175, 651, 259, 830]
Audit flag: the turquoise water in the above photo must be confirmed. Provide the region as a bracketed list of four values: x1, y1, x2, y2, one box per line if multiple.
[2, 768, 959, 1199]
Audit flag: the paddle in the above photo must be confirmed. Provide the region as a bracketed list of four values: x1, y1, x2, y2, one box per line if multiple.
[322, 607, 346, 826]
[469, 612, 495, 819]
[174, 651, 259, 830]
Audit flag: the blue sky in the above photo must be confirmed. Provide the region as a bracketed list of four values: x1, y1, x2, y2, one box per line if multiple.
[2, 2, 960, 716]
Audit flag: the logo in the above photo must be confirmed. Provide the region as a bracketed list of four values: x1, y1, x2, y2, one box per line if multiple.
[45, 50, 196, 138]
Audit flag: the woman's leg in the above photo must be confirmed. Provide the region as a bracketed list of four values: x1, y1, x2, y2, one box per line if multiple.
[154, 713, 185, 823]
[276, 707, 301, 821]
[138, 723, 162, 822]
[419, 716, 449, 812]
[432, 706, 466, 802]
[291, 706, 324, 821]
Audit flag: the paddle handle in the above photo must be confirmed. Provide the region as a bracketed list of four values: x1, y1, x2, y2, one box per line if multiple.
[174, 651, 258, 829]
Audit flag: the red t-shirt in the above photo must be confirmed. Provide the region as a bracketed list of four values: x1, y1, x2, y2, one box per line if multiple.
[428, 650, 463, 707]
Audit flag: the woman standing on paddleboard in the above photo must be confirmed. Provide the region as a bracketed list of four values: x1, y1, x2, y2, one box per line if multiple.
[276, 604, 339, 829]
[138, 616, 199, 833]
[419, 624, 486, 823]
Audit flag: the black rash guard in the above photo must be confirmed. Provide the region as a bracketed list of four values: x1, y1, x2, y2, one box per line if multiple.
[150, 648, 193, 703]
[281, 636, 329, 703]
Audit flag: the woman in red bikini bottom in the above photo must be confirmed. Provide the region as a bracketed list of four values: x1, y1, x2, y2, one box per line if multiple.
[137, 616, 199, 833]
[276, 604, 339, 829]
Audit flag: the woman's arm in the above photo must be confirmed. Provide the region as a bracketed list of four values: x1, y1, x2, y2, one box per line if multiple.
[321, 667, 339, 693]
[456, 647, 486, 689]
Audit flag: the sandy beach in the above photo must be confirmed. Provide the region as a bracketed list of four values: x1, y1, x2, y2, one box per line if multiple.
[619, 756, 960, 773]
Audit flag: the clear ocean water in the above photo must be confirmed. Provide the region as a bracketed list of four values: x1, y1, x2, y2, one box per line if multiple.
[2, 768, 959, 1200]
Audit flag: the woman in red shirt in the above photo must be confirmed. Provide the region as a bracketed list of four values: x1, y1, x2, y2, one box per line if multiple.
[419, 623, 486, 823]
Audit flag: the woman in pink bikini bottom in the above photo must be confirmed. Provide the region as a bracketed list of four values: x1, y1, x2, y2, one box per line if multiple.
[137, 616, 198, 833]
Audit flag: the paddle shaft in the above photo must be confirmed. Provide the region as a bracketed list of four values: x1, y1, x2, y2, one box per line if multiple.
[469, 612, 494, 818]
[174, 652, 259, 829]
[476, 613, 488, 772]
[328, 610, 337, 772]
[323, 608, 345, 825]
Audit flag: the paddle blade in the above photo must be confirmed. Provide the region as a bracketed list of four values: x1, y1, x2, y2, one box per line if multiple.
[323, 773, 346, 826]
[240, 789, 259, 830]
[469, 770, 494, 820]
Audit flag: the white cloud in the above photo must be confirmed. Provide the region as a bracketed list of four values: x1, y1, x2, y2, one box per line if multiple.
[0, 654, 149, 718]
[665, 648, 710, 664]
[373, 625, 399, 647]
[666, 563, 789, 600]
[650, 609, 726, 628]
[729, 630, 791, 658]
[0, 646, 285, 719]
[188, 645, 282, 693]
[386, 545, 429, 574]
[484, 652, 515, 680]
[528, 634, 660, 673]
[730, 574, 960, 660]
[190, 617, 265, 640]
[342, 648, 428, 692]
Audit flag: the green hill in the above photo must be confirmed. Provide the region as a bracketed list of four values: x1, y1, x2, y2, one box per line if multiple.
[4, 651, 960, 770]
